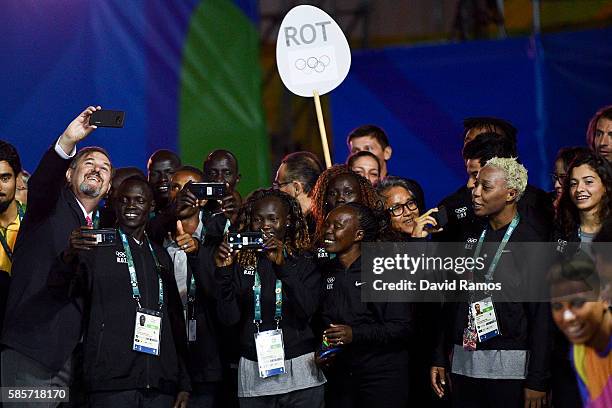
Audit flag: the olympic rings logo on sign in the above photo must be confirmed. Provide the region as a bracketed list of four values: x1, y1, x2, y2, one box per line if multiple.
[294, 55, 331, 74]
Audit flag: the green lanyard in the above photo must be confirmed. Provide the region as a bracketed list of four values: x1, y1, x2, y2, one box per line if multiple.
[186, 214, 208, 305]
[16, 202, 25, 221]
[186, 211, 229, 302]
[0, 203, 26, 262]
[187, 275, 196, 303]
[253, 268, 282, 331]
[119, 229, 164, 310]
[91, 209, 100, 228]
[473, 213, 520, 282]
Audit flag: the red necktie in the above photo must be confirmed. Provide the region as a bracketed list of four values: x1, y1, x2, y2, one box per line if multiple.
[86, 215, 93, 227]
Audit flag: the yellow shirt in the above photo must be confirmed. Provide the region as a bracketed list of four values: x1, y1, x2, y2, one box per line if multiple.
[0, 209, 21, 275]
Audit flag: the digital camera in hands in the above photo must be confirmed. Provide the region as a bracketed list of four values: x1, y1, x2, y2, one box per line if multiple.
[227, 232, 265, 250]
[87, 229, 118, 246]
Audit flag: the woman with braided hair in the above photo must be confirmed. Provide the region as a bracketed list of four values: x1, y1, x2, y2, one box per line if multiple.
[310, 165, 383, 244]
[214, 188, 326, 407]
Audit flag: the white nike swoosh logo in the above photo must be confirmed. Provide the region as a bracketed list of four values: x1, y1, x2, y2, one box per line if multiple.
[355, 281, 366, 287]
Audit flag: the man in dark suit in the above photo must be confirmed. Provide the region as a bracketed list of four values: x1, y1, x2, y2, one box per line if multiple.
[1, 106, 112, 401]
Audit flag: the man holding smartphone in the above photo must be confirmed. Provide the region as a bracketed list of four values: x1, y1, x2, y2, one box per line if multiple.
[199, 149, 241, 238]
[1, 107, 112, 403]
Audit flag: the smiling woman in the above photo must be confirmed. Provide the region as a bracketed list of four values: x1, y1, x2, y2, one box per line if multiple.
[318, 202, 414, 408]
[377, 176, 425, 237]
[346, 151, 381, 187]
[213, 188, 325, 406]
[549, 253, 612, 408]
[556, 152, 612, 244]
[310, 165, 382, 244]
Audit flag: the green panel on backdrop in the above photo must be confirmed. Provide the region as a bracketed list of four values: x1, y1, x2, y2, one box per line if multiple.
[178, 0, 269, 196]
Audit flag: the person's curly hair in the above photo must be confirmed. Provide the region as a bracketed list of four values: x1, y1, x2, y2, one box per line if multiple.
[556, 152, 612, 238]
[235, 188, 310, 267]
[482, 157, 528, 200]
[310, 164, 383, 242]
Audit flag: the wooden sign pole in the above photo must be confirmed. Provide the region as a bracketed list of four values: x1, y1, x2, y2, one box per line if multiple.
[313, 90, 332, 168]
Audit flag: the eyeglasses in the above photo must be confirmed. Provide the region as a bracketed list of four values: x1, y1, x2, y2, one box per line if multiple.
[272, 181, 293, 190]
[388, 200, 418, 217]
[550, 173, 567, 185]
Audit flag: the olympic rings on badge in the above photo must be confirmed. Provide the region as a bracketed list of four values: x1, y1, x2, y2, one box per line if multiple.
[294, 55, 331, 74]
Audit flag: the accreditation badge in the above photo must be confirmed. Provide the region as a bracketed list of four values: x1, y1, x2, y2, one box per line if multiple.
[133, 308, 162, 356]
[188, 319, 197, 342]
[471, 297, 500, 342]
[254, 329, 286, 378]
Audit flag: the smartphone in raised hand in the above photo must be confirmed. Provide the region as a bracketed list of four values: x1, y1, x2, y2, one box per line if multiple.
[89, 110, 125, 128]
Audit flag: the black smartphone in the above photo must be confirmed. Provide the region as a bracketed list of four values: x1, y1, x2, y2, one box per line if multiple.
[89, 110, 125, 128]
[431, 205, 449, 229]
[227, 232, 264, 250]
[87, 228, 118, 246]
[187, 182, 226, 199]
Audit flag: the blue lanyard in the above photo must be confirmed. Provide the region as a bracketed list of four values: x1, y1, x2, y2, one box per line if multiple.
[253, 266, 282, 331]
[473, 213, 520, 282]
[185, 212, 228, 304]
[119, 229, 164, 310]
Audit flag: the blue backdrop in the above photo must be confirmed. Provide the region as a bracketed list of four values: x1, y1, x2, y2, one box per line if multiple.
[331, 28, 612, 206]
[0, 0, 266, 193]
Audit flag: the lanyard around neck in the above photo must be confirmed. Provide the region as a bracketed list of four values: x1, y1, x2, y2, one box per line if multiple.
[187, 274, 196, 303]
[0, 203, 25, 262]
[473, 213, 520, 282]
[253, 266, 282, 331]
[119, 229, 164, 310]
[16, 202, 24, 222]
[91, 209, 100, 228]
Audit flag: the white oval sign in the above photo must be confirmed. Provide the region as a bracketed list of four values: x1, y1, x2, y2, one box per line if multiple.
[276, 5, 351, 97]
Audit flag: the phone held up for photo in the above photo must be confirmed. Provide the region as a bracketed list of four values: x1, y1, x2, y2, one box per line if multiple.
[89, 110, 125, 128]
[187, 182, 226, 200]
[431, 205, 449, 229]
[227, 232, 265, 250]
[87, 229, 118, 246]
